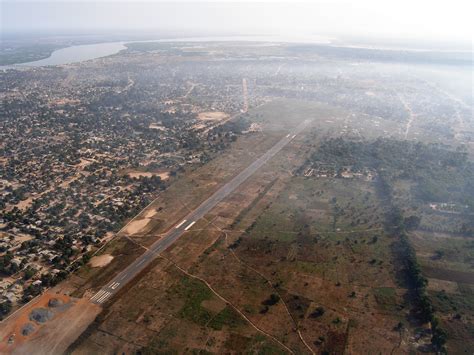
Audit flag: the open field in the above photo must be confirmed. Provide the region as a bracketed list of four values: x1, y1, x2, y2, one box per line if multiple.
[377, 140, 474, 352]
[89, 254, 114, 268]
[409, 230, 474, 353]
[227, 175, 418, 353]
[64, 99, 423, 354]
[67, 99, 317, 354]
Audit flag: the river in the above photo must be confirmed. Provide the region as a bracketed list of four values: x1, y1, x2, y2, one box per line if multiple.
[2, 35, 332, 69]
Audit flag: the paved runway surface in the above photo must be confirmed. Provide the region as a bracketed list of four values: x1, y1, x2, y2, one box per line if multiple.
[91, 119, 311, 304]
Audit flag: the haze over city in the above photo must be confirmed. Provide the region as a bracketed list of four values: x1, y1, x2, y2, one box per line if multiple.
[0, 1, 473, 354]
[2, 0, 473, 49]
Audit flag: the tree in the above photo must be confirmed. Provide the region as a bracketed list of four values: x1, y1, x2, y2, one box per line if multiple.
[310, 306, 325, 318]
[404, 215, 421, 231]
[0, 300, 12, 320]
[23, 266, 37, 280]
[262, 293, 280, 306]
[432, 326, 448, 350]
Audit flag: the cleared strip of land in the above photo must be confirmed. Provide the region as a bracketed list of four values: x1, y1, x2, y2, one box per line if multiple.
[90, 119, 312, 304]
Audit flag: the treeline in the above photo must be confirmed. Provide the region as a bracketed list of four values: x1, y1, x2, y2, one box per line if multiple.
[378, 172, 447, 352]
[390, 207, 448, 351]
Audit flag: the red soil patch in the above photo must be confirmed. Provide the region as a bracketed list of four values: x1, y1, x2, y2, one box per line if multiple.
[0, 290, 101, 355]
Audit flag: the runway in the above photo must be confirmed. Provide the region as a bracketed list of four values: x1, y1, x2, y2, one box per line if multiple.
[90, 119, 311, 304]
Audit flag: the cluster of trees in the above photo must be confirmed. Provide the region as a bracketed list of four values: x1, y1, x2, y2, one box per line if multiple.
[260, 293, 280, 314]
[310, 306, 325, 318]
[311, 138, 473, 206]
[0, 300, 12, 320]
[206, 118, 250, 153]
[0, 252, 21, 276]
[20, 270, 68, 303]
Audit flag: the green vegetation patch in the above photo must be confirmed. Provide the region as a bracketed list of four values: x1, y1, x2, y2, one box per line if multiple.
[176, 276, 213, 326]
[223, 333, 253, 353]
[373, 287, 397, 309]
[247, 334, 287, 355]
[429, 289, 474, 314]
[208, 306, 246, 330]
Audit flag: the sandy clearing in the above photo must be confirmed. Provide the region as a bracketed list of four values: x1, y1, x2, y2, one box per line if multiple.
[144, 209, 157, 219]
[426, 278, 460, 294]
[75, 158, 92, 169]
[201, 298, 226, 314]
[13, 233, 34, 243]
[89, 254, 114, 268]
[197, 111, 229, 121]
[50, 98, 81, 106]
[17, 197, 34, 211]
[157, 172, 170, 180]
[127, 171, 170, 180]
[124, 218, 150, 235]
[148, 123, 166, 131]
[192, 123, 207, 130]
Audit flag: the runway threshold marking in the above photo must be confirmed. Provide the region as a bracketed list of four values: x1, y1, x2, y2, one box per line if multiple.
[97, 291, 111, 303]
[175, 219, 187, 229]
[90, 290, 105, 301]
[184, 221, 196, 231]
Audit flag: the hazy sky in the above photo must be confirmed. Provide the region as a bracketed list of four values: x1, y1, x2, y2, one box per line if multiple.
[1, 0, 473, 44]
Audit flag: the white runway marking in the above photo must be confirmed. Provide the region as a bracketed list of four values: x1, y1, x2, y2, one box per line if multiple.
[90, 290, 105, 301]
[97, 291, 111, 303]
[184, 221, 196, 231]
[137, 259, 145, 266]
[286, 134, 290, 138]
[175, 219, 187, 229]
[291, 134, 296, 139]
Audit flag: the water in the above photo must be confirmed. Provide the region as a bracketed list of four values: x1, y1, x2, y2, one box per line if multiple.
[2, 35, 331, 69]
[18, 42, 127, 67]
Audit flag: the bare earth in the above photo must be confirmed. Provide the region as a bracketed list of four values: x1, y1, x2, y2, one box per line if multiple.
[89, 254, 114, 268]
[0, 290, 101, 355]
[123, 218, 150, 235]
[197, 111, 229, 121]
[127, 171, 170, 180]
